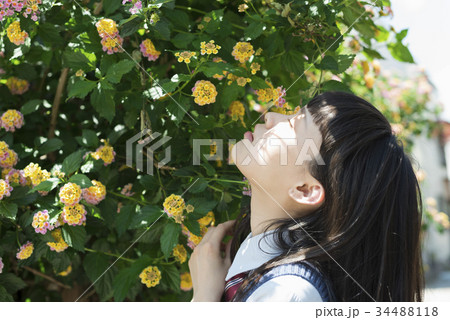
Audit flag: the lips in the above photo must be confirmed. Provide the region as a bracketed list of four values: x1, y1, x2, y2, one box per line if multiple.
[244, 131, 254, 142]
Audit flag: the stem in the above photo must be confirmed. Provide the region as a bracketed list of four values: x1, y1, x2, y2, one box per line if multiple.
[204, 178, 247, 184]
[84, 248, 135, 263]
[22, 266, 72, 289]
[108, 190, 148, 205]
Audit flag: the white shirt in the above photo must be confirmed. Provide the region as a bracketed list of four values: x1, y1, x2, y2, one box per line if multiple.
[225, 229, 323, 302]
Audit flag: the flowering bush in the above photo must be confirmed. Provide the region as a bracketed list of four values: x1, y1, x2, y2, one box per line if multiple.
[0, 0, 445, 302]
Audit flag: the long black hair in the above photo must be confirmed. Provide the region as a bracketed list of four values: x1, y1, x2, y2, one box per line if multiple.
[230, 91, 424, 302]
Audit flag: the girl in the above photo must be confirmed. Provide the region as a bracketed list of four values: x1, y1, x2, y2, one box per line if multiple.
[188, 91, 424, 302]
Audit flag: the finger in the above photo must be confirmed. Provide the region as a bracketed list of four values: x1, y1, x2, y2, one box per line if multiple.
[207, 220, 236, 249]
[224, 237, 233, 265]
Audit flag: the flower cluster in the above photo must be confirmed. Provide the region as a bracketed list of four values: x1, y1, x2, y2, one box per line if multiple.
[192, 80, 217, 106]
[140, 39, 161, 61]
[175, 51, 196, 64]
[0, 0, 41, 21]
[23, 162, 50, 187]
[163, 194, 186, 224]
[58, 265, 72, 276]
[90, 141, 116, 166]
[59, 182, 82, 206]
[121, 183, 135, 197]
[256, 81, 286, 108]
[139, 266, 162, 288]
[238, 4, 249, 12]
[232, 42, 255, 63]
[250, 62, 261, 75]
[1, 109, 24, 132]
[32, 210, 54, 234]
[228, 101, 246, 126]
[5, 76, 29, 95]
[16, 241, 33, 260]
[200, 40, 221, 55]
[122, 0, 142, 14]
[181, 211, 215, 249]
[0, 179, 13, 200]
[180, 272, 192, 291]
[61, 204, 87, 226]
[198, 211, 215, 227]
[172, 244, 187, 263]
[47, 229, 69, 253]
[0, 141, 18, 169]
[96, 19, 123, 54]
[82, 180, 106, 205]
[6, 21, 28, 45]
[212, 57, 228, 80]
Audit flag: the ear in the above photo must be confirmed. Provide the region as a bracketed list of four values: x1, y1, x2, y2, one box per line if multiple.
[288, 182, 325, 206]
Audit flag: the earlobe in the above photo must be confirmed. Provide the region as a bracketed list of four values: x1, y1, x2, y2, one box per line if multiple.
[289, 184, 324, 206]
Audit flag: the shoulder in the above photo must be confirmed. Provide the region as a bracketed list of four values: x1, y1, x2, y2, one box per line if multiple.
[246, 275, 324, 302]
[243, 262, 335, 302]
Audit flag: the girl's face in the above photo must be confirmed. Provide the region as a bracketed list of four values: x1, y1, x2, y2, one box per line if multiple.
[232, 107, 325, 214]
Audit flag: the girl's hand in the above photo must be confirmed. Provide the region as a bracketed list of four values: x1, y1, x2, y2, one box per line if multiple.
[189, 220, 236, 302]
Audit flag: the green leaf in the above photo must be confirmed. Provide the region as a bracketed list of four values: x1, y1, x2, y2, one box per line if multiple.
[69, 174, 93, 188]
[29, 178, 61, 193]
[166, 95, 192, 126]
[113, 255, 152, 301]
[67, 79, 97, 99]
[130, 205, 164, 229]
[245, 21, 265, 39]
[250, 77, 270, 90]
[388, 42, 414, 63]
[38, 138, 64, 155]
[0, 273, 26, 294]
[83, 253, 116, 301]
[395, 28, 408, 42]
[153, 18, 171, 40]
[0, 286, 13, 302]
[62, 225, 87, 252]
[336, 55, 355, 73]
[160, 222, 181, 259]
[116, 204, 135, 236]
[186, 198, 217, 214]
[63, 49, 96, 70]
[20, 99, 42, 115]
[281, 50, 305, 75]
[120, 16, 144, 37]
[62, 150, 84, 175]
[160, 264, 180, 293]
[172, 33, 195, 49]
[317, 55, 338, 71]
[0, 202, 18, 220]
[321, 80, 352, 94]
[220, 83, 242, 111]
[80, 129, 100, 148]
[38, 23, 64, 46]
[103, 0, 121, 15]
[183, 218, 201, 237]
[106, 60, 136, 84]
[91, 85, 116, 122]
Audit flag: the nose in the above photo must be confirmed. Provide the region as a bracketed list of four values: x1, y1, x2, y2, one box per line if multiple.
[264, 112, 290, 129]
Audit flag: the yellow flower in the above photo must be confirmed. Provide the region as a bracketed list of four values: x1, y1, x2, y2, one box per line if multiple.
[212, 57, 229, 80]
[185, 204, 194, 213]
[250, 62, 261, 75]
[0, 142, 18, 169]
[192, 80, 217, 106]
[91, 141, 116, 166]
[180, 272, 193, 291]
[96, 18, 119, 38]
[236, 76, 251, 87]
[23, 163, 50, 186]
[47, 229, 69, 253]
[203, 16, 211, 23]
[238, 4, 249, 12]
[139, 266, 162, 288]
[5, 77, 29, 95]
[140, 39, 161, 61]
[200, 40, 221, 55]
[82, 180, 106, 205]
[59, 182, 82, 206]
[210, 141, 217, 156]
[256, 81, 275, 103]
[16, 241, 34, 260]
[7, 21, 29, 46]
[101, 36, 124, 55]
[255, 48, 263, 56]
[232, 42, 255, 63]
[58, 265, 72, 276]
[173, 244, 187, 264]
[228, 101, 246, 126]
[163, 194, 186, 223]
[198, 211, 215, 227]
[174, 51, 196, 64]
[62, 204, 87, 226]
[0, 179, 13, 200]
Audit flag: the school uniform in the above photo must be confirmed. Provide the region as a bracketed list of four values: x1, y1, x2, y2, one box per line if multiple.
[222, 229, 335, 302]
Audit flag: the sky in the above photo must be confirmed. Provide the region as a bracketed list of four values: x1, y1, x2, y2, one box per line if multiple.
[386, 0, 450, 122]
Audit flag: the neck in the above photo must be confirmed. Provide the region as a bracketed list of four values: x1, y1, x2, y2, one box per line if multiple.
[250, 188, 288, 236]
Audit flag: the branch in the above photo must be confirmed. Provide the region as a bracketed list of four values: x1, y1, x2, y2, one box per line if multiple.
[23, 266, 71, 289]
